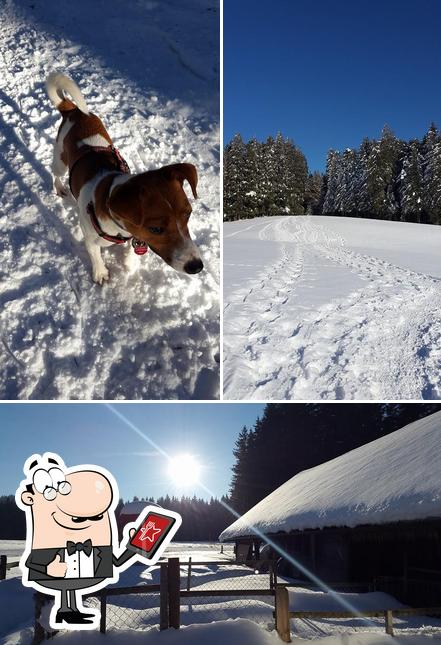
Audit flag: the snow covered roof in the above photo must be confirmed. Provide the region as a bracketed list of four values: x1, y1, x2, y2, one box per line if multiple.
[220, 412, 441, 541]
[120, 501, 158, 516]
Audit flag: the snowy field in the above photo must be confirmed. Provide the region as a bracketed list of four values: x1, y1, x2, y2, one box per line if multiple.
[2, 540, 441, 645]
[224, 216, 441, 400]
[0, 0, 219, 400]
[0, 540, 234, 579]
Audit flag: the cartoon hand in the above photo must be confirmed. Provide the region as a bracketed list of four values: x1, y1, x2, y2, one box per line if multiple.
[47, 554, 67, 578]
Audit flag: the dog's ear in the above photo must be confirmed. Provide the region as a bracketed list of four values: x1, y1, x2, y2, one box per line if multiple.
[163, 163, 198, 199]
[107, 179, 140, 219]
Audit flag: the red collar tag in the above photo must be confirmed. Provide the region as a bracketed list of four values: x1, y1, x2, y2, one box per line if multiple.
[132, 238, 148, 255]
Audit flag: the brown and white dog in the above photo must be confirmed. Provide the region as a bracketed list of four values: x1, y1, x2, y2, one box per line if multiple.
[46, 72, 203, 284]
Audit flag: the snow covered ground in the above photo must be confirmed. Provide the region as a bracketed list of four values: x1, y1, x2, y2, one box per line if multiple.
[2, 535, 441, 645]
[5, 623, 441, 645]
[223, 215, 441, 400]
[0, 540, 233, 579]
[0, 0, 219, 400]
[162, 540, 234, 561]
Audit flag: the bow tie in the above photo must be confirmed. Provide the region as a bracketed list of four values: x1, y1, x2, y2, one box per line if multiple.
[66, 539, 93, 557]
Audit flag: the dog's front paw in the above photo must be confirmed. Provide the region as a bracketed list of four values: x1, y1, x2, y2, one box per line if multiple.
[93, 266, 110, 285]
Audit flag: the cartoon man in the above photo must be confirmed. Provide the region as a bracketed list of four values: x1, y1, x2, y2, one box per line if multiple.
[16, 453, 181, 630]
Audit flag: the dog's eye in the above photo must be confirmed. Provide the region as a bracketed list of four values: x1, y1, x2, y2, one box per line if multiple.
[148, 226, 164, 235]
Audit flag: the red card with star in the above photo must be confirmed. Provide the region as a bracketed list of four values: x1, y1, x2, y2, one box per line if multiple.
[128, 511, 177, 559]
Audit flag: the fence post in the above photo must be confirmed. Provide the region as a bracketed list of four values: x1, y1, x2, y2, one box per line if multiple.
[168, 557, 180, 629]
[32, 592, 49, 645]
[274, 558, 280, 589]
[269, 561, 274, 590]
[385, 610, 394, 636]
[275, 586, 291, 643]
[99, 592, 107, 634]
[186, 557, 192, 592]
[160, 563, 169, 630]
[0, 555, 6, 580]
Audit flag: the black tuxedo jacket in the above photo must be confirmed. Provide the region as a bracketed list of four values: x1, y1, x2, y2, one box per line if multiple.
[25, 545, 134, 581]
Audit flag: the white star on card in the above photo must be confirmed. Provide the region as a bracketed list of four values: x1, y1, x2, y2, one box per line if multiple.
[139, 521, 162, 543]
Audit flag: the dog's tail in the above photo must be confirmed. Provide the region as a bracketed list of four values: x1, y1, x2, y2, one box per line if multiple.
[45, 72, 89, 115]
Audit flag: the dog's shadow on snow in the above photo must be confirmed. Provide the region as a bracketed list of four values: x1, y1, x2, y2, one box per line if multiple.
[0, 88, 53, 188]
[0, 88, 85, 259]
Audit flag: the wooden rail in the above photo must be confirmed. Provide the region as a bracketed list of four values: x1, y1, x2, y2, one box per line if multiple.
[0, 556, 20, 580]
[179, 558, 276, 592]
[274, 586, 441, 642]
[280, 581, 372, 591]
[181, 588, 275, 598]
[92, 584, 161, 597]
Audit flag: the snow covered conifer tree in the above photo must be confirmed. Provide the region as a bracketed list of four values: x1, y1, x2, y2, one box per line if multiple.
[422, 124, 441, 224]
[224, 133, 247, 221]
[398, 139, 424, 222]
[355, 137, 374, 216]
[322, 150, 342, 214]
[244, 137, 264, 217]
[305, 171, 324, 214]
[339, 148, 358, 215]
[365, 125, 402, 219]
[262, 135, 278, 215]
[285, 139, 308, 214]
[224, 133, 309, 218]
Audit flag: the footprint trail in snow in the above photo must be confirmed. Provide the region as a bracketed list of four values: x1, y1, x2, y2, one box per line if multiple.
[223, 216, 441, 400]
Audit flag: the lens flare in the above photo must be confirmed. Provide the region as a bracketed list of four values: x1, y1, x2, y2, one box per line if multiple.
[168, 454, 201, 487]
[105, 403, 375, 624]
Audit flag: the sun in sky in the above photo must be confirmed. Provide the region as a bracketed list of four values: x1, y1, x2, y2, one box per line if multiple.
[167, 454, 202, 488]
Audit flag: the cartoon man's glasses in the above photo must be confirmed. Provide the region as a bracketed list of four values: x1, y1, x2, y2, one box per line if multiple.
[33, 467, 72, 500]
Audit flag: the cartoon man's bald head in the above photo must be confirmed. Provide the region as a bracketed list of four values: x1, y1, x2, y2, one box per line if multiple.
[18, 454, 115, 549]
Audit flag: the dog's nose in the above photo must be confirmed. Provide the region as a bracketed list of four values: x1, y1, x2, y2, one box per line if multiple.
[184, 258, 204, 274]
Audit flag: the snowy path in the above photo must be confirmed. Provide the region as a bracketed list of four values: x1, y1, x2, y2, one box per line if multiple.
[0, 0, 219, 400]
[223, 216, 441, 400]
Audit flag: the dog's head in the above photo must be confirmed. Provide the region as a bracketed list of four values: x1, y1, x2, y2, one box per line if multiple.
[107, 163, 203, 274]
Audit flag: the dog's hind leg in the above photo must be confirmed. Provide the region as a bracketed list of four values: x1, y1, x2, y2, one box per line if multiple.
[51, 118, 74, 198]
[52, 147, 69, 197]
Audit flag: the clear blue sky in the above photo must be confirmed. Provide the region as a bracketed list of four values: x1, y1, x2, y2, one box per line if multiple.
[0, 403, 264, 501]
[224, 0, 441, 172]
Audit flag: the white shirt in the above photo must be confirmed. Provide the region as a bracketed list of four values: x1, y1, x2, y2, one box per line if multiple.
[64, 547, 95, 579]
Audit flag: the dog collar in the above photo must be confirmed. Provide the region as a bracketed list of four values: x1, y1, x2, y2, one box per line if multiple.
[87, 202, 148, 255]
[87, 201, 131, 244]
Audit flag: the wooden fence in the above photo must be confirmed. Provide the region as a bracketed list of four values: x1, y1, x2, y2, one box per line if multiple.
[274, 586, 441, 642]
[10, 553, 441, 643]
[0, 555, 20, 579]
[88, 557, 276, 633]
[161, 557, 276, 630]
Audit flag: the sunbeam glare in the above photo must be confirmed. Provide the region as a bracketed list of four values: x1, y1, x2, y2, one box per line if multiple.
[105, 403, 375, 624]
